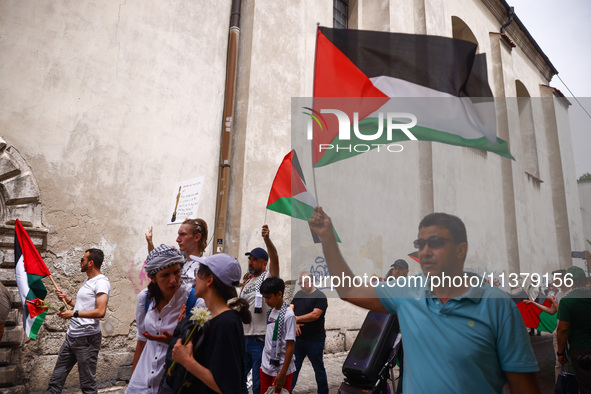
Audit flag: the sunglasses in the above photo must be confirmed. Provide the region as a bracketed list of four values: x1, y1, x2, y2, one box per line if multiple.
[413, 236, 455, 250]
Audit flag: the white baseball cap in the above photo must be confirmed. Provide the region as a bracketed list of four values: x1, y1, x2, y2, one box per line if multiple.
[191, 253, 242, 287]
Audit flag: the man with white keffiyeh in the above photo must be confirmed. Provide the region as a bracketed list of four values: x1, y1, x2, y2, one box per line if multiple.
[240, 225, 280, 394]
[259, 276, 296, 394]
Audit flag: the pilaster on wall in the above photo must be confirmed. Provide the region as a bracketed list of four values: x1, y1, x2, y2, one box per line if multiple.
[539, 87, 576, 267]
[0, 136, 48, 393]
[415, 0, 434, 217]
[353, 0, 390, 31]
[488, 34, 520, 275]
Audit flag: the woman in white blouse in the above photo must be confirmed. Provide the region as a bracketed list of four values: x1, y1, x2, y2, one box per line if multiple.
[126, 244, 204, 394]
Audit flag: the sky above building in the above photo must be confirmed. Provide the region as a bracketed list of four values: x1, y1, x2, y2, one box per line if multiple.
[512, 0, 591, 177]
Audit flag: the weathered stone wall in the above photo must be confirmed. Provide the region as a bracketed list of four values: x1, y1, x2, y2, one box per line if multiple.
[0, 138, 48, 392]
[0, 1, 234, 391]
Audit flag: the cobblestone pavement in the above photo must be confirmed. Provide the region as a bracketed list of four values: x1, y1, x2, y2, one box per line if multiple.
[530, 331, 558, 394]
[291, 351, 349, 394]
[85, 331, 556, 394]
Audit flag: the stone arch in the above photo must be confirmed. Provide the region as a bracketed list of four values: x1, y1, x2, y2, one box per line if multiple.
[0, 136, 47, 393]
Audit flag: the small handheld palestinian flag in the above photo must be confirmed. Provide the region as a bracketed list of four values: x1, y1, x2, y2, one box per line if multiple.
[15, 219, 52, 340]
[266, 150, 340, 242]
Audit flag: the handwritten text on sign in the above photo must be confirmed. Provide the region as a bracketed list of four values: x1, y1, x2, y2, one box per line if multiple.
[168, 176, 204, 224]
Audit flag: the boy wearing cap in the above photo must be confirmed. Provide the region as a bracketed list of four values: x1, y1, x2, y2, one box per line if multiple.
[260, 276, 296, 394]
[170, 253, 251, 393]
[240, 225, 279, 394]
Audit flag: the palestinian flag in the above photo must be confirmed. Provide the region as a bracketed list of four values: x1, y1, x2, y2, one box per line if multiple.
[312, 27, 513, 167]
[512, 291, 557, 333]
[408, 251, 419, 264]
[267, 150, 340, 242]
[15, 219, 51, 339]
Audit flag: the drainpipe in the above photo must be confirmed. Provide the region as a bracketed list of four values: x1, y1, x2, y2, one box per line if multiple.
[500, 6, 514, 33]
[213, 0, 241, 254]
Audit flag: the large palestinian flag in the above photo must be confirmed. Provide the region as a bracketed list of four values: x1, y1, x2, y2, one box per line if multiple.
[312, 27, 513, 167]
[15, 219, 51, 339]
[267, 150, 340, 242]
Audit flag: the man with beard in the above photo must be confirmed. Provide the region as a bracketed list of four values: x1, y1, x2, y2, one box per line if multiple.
[46, 248, 110, 394]
[309, 208, 540, 394]
[240, 225, 279, 394]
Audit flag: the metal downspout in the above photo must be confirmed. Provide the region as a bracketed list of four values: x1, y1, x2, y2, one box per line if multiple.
[213, 0, 241, 254]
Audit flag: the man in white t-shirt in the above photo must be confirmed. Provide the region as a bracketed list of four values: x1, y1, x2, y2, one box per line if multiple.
[46, 248, 111, 394]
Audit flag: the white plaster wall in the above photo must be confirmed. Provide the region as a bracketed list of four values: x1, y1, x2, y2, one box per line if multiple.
[579, 182, 591, 246]
[1, 0, 231, 390]
[555, 99, 586, 256]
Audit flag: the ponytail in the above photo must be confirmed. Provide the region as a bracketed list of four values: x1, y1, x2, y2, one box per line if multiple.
[227, 297, 252, 324]
[198, 264, 252, 324]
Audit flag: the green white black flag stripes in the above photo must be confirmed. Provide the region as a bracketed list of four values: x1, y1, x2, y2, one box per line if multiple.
[312, 27, 513, 167]
[15, 219, 51, 339]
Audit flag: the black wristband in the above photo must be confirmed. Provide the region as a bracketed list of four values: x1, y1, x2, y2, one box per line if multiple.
[557, 351, 565, 356]
[73, 311, 79, 318]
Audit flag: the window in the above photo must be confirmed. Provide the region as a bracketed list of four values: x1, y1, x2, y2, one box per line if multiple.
[333, 0, 348, 29]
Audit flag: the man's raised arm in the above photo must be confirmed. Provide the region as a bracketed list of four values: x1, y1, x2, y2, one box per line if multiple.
[309, 207, 387, 313]
[262, 224, 279, 277]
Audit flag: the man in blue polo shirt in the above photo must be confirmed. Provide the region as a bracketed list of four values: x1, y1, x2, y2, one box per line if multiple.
[309, 207, 540, 394]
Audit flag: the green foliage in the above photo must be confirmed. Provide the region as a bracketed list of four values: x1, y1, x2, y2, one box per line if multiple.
[578, 173, 591, 183]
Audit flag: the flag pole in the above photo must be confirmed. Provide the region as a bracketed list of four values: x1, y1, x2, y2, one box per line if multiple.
[311, 141, 319, 205]
[48, 275, 70, 310]
[310, 24, 320, 206]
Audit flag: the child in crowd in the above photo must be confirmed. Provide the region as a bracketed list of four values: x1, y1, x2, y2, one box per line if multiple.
[170, 253, 251, 393]
[260, 277, 296, 393]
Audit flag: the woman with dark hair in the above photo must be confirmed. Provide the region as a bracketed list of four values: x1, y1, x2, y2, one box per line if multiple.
[145, 218, 209, 284]
[126, 245, 204, 394]
[170, 253, 251, 393]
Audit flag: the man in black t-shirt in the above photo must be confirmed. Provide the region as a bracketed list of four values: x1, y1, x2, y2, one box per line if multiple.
[290, 272, 329, 393]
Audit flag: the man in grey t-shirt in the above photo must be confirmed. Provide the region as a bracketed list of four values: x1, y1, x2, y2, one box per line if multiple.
[46, 248, 110, 394]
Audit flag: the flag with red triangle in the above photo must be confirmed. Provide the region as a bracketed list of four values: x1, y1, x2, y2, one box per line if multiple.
[312, 27, 513, 167]
[407, 251, 420, 264]
[267, 150, 340, 242]
[512, 291, 557, 333]
[15, 219, 51, 339]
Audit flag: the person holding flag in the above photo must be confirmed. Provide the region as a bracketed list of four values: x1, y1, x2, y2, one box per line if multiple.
[309, 207, 540, 393]
[241, 225, 279, 394]
[46, 248, 110, 394]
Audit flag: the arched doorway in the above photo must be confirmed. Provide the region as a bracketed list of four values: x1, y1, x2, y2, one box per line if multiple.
[0, 136, 47, 393]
